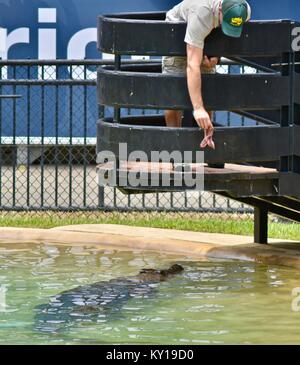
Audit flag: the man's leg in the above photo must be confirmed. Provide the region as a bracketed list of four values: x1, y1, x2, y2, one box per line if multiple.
[165, 110, 183, 128]
[162, 56, 186, 127]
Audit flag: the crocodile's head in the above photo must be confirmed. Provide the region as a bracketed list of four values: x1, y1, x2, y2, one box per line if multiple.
[139, 264, 184, 281]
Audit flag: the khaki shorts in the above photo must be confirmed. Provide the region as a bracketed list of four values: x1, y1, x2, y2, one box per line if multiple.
[162, 56, 216, 75]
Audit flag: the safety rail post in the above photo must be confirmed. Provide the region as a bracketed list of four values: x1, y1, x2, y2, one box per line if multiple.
[254, 207, 268, 244]
[114, 55, 122, 190]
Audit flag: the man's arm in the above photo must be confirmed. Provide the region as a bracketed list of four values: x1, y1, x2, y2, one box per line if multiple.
[186, 44, 213, 131]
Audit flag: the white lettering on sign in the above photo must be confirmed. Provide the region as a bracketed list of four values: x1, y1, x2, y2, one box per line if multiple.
[0, 8, 98, 60]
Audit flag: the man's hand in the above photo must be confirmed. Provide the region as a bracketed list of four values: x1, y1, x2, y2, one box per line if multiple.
[193, 107, 213, 130]
[201, 56, 219, 72]
[193, 108, 215, 150]
[200, 127, 215, 150]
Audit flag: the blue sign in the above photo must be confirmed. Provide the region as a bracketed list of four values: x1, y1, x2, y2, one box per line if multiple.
[248, 0, 300, 21]
[0, 0, 179, 60]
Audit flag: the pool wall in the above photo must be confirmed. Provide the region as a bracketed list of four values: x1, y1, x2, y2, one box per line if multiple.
[1, 225, 300, 269]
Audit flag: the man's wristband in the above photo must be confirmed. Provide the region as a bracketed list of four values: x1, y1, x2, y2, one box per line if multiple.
[193, 109, 203, 118]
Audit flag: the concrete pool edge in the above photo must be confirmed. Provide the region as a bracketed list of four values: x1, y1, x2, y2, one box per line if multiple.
[0, 225, 300, 269]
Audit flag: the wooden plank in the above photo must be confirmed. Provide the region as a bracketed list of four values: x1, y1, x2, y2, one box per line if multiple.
[97, 162, 278, 179]
[97, 162, 279, 196]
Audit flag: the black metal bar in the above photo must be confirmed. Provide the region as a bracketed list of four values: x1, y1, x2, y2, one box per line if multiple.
[221, 193, 300, 222]
[113, 187, 117, 208]
[293, 72, 300, 105]
[0, 59, 160, 66]
[0, 95, 22, 99]
[293, 125, 300, 155]
[98, 68, 289, 111]
[215, 193, 220, 209]
[170, 190, 174, 209]
[279, 52, 293, 172]
[0, 205, 253, 213]
[54, 85, 59, 207]
[97, 120, 289, 164]
[114, 55, 121, 123]
[98, 65, 108, 209]
[98, 101, 105, 208]
[229, 56, 277, 73]
[289, 52, 295, 175]
[69, 84, 73, 208]
[0, 80, 96, 86]
[98, 185, 105, 208]
[232, 110, 279, 125]
[99, 16, 296, 56]
[3, 57, 224, 67]
[198, 190, 202, 209]
[289, 52, 295, 127]
[254, 206, 268, 244]
[259, 196, 300, 212]
[156, 192, 160, 209]
[114, 56, 121, 189]
[0, 70, 2, 208]
[83, 67, 88, 208]
[12, 67, 16, 208]
[102, 11, 167, 20]
[26, 66, 31, 207]
[127, 190, 131, 207]
[142, 192, 145, 209]
[279, 172, 300, 197]
[40, 83, 45, 208]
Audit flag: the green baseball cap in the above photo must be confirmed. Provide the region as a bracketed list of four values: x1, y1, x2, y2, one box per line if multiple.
[222, 0, 249, 38]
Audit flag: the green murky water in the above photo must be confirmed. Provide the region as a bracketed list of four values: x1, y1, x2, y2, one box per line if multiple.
[0, 241, 300, 345]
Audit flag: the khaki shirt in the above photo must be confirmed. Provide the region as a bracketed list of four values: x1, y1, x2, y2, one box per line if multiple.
[166, 0, 220, 49]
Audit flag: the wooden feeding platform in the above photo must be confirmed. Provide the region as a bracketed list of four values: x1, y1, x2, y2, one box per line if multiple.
[97, 162, 279, 196]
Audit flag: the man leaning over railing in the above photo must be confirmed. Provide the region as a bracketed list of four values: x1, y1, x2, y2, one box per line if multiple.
[162, 0, 251, 149]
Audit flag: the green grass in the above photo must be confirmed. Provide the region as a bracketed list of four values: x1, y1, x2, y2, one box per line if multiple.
[0, 211, 299, 241]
